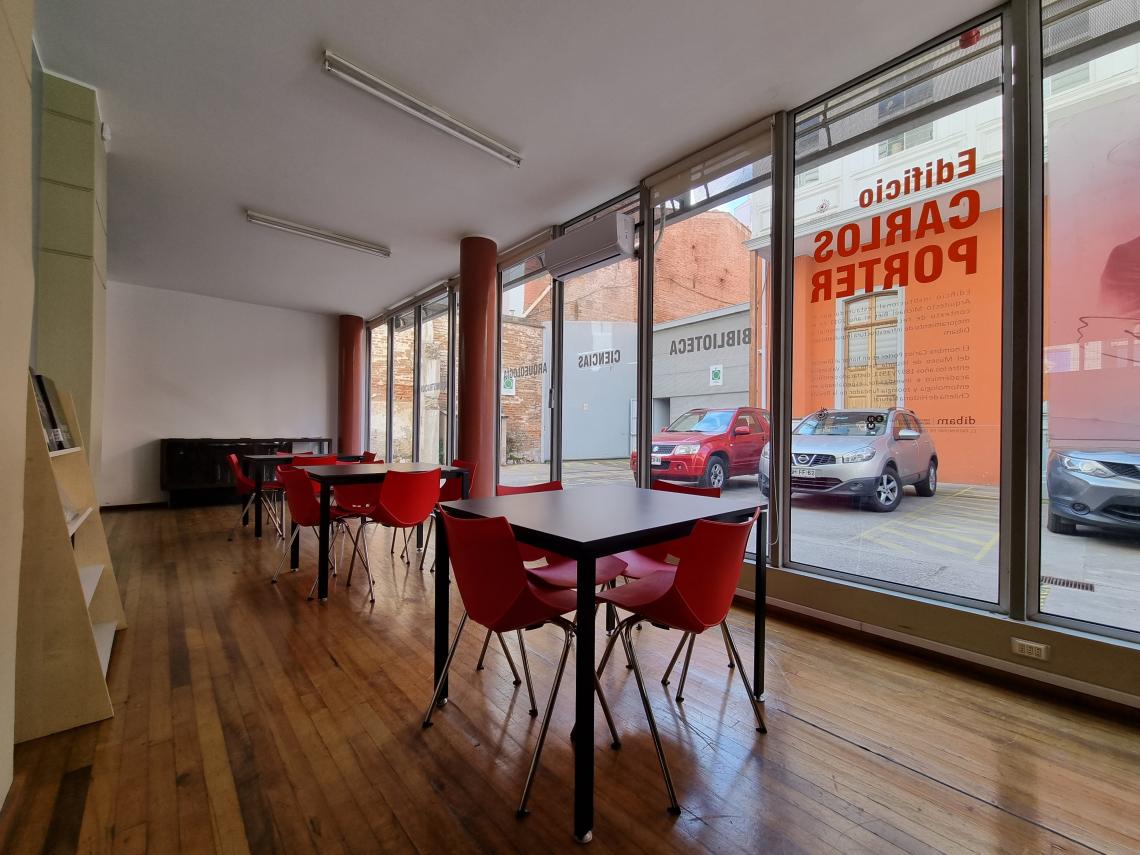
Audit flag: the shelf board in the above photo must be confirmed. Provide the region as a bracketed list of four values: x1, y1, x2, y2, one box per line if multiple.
[92, 622, 117, 678]
[66, 507, 93, 537]
[49, 447, 82, 459]
[78, 564, 104, 608]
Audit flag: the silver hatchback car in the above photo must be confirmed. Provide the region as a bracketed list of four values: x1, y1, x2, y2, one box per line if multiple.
[759, 408, 938, 512]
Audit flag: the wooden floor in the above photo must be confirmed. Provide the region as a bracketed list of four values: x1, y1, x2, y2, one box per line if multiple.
[1, 507, 1138, 854]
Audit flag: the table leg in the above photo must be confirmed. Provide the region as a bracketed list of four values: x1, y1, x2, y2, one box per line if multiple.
[317, 483, 330, 601]
[433, 507, 449, 704]
[754, 511, 766, 699]
[574, 555, 596, 843]
[254, 463, 264, 539]
[290, 521, 300, 570]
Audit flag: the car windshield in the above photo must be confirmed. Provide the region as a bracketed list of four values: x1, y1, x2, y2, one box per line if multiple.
[795, 411, 887, 437]
[665, 410, 733, 433]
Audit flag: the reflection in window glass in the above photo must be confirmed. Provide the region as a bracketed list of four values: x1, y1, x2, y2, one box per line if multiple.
[418, 295, 450, 465]
[499, 272, 553, 485]
[784, 19, 1003, 602]
[391, 310, 415, 462]
[1040, 1, 1140, 634]
[368, 324, 388, 458]
[562, 258, 639, 488]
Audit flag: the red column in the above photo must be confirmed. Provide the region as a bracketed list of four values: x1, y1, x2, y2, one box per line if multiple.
[457, 236, 498, 497]
[337, 314, 364, 453]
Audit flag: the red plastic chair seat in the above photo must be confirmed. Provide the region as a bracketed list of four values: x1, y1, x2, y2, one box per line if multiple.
[610, 548, 671, 580]
[525, 555, 627, 589]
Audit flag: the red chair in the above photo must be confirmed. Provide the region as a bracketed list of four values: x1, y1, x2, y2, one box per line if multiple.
[423, 511, 619, 818]
[470, 481, 627, 676]
[367, 469, 441, 572]
[420, 458, 476, 547]
[360, 450, 378, 463]
[271, 467, 362, 596]
[595, 510, 763, 814]
[331, 463, 383, 603]
[226, 453, 284, 541]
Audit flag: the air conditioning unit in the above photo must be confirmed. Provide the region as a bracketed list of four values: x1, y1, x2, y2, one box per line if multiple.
[544, 213, 633, 280]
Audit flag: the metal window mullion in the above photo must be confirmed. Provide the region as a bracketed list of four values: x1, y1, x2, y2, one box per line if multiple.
[494, 270, 503, 489]
[385, 316, 394, 464]
[447, 285, 458, 462]
[636, 184, 654, 489]
[412, 303, 422, 462]
[1001, 0, 1044, 621]
[769, 111, 795, 568]
[551, 271, 564, 484]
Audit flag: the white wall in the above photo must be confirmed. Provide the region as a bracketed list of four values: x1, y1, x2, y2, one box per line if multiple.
[100, 281, 338, 505]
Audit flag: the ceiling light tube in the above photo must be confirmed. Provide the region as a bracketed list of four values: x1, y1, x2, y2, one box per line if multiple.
[244, 209, 391, 258]
[322, 49, 522, 168]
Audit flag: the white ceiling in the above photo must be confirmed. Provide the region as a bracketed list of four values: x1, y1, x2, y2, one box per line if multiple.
[36, 0, 995, 318]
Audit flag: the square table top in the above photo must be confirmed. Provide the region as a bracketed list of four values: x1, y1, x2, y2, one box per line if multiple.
[441, 483, 763, 557]
[302, 462, 466, 484]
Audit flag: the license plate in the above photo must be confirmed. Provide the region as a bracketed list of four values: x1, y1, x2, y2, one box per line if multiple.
[791, 467, 816, 478]
[651, 454, 664, 466]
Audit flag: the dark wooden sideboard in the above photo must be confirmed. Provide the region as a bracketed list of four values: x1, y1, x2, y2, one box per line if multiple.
[160, 437, 331, 506]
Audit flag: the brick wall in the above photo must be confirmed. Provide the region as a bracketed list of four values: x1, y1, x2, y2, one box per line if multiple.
[500, 315, 547, 463]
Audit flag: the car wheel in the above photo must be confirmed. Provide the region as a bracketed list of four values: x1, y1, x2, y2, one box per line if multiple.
[701, 456, 727, 489]
[1047, 512, 1078, 535]
[867, 466, 902, 512]
[914, 459, 938, 497]
[759, 475, 770, 498]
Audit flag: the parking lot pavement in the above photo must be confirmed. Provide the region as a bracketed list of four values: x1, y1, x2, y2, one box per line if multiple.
[503, 459, 1140, 634]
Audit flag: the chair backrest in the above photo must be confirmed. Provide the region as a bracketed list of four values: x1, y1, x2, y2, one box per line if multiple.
[360, 451, 378, 463]
[303, 454, 337, 467]
[227, 453, 254, 492]
[496, 480, 562, 497]
[279, 467, 322, 527]
[333, 460, 381, 512]
[440, 512, 529, 629]
[652, 480, 721, 498]
[378, 468, 441, 527]
[672, 510, 759, 629]
[440, 457, 477, 502]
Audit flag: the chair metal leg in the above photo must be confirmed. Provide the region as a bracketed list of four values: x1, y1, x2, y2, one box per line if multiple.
[345, 521, 361, 586]
[270, 528, 300, 583]
[227, 494, 258, 541]
[516, 630, 538, 717]
[423, 613, 468, 728]
[720, 622, 767, 733]
[593, 672, 621, 750]
[360, 522, 375, 603]
[675, 633, 696, 702]
[661, 632, 690, 686]
[475, 628, 493, 671]
[596, 624, 624, 678]
[517, 622, 573, 818]
[390, 526, 398, 555]
[496, 633, 523, 686]
[423, 515, 435, 571]
[623, 620, 681, 814]
[722, 625, 735, 669]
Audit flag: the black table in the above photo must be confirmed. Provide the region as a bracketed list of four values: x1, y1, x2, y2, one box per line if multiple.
[241, 453, 362, 568]
[304, 463, 470, 600]
[437, 483, 765, 843]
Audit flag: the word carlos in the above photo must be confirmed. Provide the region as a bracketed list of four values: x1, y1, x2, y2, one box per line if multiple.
[809, 148, 981, 304]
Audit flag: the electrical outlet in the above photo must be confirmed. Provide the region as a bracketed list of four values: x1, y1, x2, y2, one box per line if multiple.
[1011, 637, 1051, 661]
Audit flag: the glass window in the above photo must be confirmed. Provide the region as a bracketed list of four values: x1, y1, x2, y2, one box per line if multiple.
[499, 271, 553, 486]
[418, 294, 450, 465]
[1039, 0, 1140, 634]
[787, 19, 1004, 604]
[368, 323, 388, 458]
[561, 253, 639, 488]
[391, 309, 415, 462]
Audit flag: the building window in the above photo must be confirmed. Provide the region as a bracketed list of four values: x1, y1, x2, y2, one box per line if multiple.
[877, 122, 935, 158]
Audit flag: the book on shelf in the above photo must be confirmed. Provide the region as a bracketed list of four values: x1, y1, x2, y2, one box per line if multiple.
[32, 373, 76, 450]
[29, 369, 59, 449]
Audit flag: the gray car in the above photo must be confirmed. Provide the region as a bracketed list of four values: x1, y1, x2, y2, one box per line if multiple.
[759, 408, 938, 512]
[1046, 450, 1140, 535]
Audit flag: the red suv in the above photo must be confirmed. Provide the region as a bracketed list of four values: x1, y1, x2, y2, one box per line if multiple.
[631, 407, 770, 489]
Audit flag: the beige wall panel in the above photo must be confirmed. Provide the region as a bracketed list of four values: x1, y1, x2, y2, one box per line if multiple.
[38, 179, 94, 257]
[90, 268, 105, 482]
[1, 0, 33, 81]
[42, 73, 96, 122]
[40, 111, 94, 190]
[93, 124, 107, 231]
[36, 251, 95, 443]
[0, 0, 34, 806]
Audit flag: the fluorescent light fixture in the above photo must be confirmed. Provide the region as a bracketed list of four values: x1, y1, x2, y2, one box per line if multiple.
[322, 49, 522, 168]
[244, 210, 391, 258]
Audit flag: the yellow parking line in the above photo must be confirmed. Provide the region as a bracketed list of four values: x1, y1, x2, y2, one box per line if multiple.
[900, 523, 990, 545]
[880, 530, 974, 556]
[972, 531, 1000, 561]
[857, 533, 913, 553]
